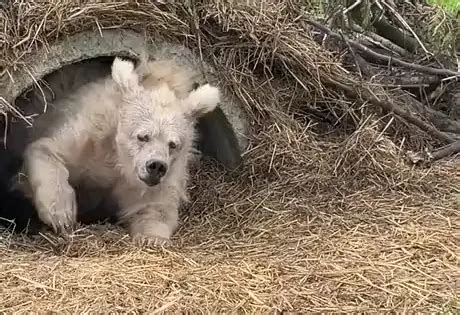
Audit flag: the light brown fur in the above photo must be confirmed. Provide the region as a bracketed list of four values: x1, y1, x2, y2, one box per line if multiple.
[19, 57, 220, 246]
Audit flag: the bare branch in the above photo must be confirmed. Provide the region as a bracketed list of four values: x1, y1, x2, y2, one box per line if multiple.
[430, 141, 460, 161]
[327, 78, 455, 144]
[407, 141, 460, 164]
[305, 19, 460, 78]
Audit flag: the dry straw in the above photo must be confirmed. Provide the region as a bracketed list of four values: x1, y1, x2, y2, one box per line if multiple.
[0, 1, 459, 313]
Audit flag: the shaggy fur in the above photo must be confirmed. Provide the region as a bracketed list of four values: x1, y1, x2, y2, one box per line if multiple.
[138, 59, 243, 170]
[17, 57, 220, 246]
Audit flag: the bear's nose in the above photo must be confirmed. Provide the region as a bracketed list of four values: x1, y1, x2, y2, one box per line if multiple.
[146, 160, 168, 179]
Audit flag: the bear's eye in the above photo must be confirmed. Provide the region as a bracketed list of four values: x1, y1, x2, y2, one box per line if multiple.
[168, 141, 177, 150]
[137, 134, 150, 142]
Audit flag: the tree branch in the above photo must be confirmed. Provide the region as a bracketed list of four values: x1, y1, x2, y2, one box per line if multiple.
[407, 141, 460, 164]
[351, 24, 409, 57]
[430, 141, 460, 162]
[392, 89, 460, 135]
[326, 78, 455, 144]
[372, 14, 419, 53]
[304, 19, 460, 78]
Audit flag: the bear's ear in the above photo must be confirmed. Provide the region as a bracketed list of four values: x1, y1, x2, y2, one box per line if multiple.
[182, 84, 220, 119]
[111, 57, 140, 93]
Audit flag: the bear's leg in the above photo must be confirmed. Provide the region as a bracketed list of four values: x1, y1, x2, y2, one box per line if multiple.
[123, 202, 179, 247]
[23, 139, 77, 234]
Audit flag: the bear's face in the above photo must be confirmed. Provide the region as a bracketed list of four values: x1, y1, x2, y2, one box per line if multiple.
[111, 57, 220, 187]
[115, 88, 193, 186]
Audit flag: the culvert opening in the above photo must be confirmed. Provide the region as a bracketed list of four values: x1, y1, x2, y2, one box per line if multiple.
[0, 55, 245, 234]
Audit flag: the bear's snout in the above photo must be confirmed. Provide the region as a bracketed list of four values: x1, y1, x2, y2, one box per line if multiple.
[140, 159, 168, 186]
[146, 159, 167, 177]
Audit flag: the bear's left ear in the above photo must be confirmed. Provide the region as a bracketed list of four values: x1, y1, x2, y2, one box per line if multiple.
[111, 57, 140, 93]
[182, 84, 220, 119]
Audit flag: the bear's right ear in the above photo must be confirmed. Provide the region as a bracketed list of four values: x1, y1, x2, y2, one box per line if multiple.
[182, 84, 220, 120]
[111, 57, 140, 93]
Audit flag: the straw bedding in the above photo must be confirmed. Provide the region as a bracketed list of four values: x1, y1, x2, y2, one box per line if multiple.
[0, 1, 459, 313]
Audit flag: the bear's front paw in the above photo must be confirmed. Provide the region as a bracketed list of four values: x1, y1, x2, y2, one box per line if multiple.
[131, 234, 172, 248]
[129, 220, 174, 248]
[34, 183, 77, 235]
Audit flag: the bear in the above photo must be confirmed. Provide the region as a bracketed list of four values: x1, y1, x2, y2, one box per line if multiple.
[5, 56, 242, 172]
[16, 56, 221, 246]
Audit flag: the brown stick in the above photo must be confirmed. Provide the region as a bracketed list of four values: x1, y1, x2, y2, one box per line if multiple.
[304, 19, 460, 78]
[339, 31, 363, 77]
[351, 24, 408, 57]
[407, 141, 460, 165]
[372, 17, 419, 54]
[327, 78, 455, 144]
[391, 89, 460, 135]
[430, 141, 460, 162]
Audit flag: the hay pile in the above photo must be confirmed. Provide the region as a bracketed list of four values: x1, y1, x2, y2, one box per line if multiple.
[1, 1, 459, 313]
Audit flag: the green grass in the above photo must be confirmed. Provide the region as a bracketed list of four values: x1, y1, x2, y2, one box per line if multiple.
[428, 0, 460, 13]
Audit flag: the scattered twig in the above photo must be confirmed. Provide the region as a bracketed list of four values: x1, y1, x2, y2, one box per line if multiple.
[371, 17, 419, 53]
[343, 0, 363, 15]
[304, 19, 460, 78]
[352, 24, 408, 57]
[339, 31, 363, 77]
[430, 141, 460, 161]
[353, 54, 373, 77]
[380, 0, 431, 55]
[449, 88, 460, 118]
[0, 97, 33, 126]
[407, 141, 460, 164]
[327, 78, 454, 144]
[392, 89, 460, 135]
[373, 73, 439, 89]
[379, 83, 430, 88]
[297, 107, 336, 125]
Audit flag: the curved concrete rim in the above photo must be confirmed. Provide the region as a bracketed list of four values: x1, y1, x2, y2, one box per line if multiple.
[0, 29, 249, 151]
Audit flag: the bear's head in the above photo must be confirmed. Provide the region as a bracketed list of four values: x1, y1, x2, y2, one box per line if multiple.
[111, 57, 220, 187]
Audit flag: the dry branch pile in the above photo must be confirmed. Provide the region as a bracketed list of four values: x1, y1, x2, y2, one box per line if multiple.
[0, 1, 459, 313]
